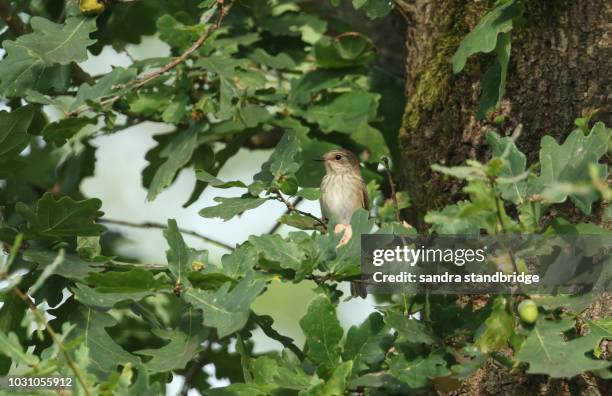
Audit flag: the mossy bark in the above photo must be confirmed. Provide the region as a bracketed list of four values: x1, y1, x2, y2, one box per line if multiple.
[396, 0, 611, 228]
[394, 1, 611, 394]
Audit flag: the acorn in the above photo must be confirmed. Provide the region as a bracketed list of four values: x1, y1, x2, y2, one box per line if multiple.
[517, 299, 538, 324]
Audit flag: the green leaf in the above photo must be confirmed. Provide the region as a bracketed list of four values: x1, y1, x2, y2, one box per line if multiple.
[486, 131, 528, 203]
[0, 293, 29, 374]
[452, 0, 523, 73]
[70, 67, 136, 112]
[314, 34, 375, 69]
[18, 17, 96, 63]
[16, 193, 105, 239]
[296, 91, 388, 159]
[207, 383, 270, 395]
[164, 219, 207, 285]
[238, 104, 271, 128]
[195, 169, 247, 189]
[516, 318, 611, 377]
[279, 213, 318, 230]
[72, 283, 155, 308]
[388, 352, 449, 389]
[197, 55, 245, 119]
[259, 12, 327, 44]
[199, 197, 268, 221]
[296, 188, 322, 200]
[476, 32, 511, 119]
[352, 0, 394, 19]
[220, 244, 260, 279]
[249, 48, 296, 69]
[248, 234, 306, 272]
[64, 306, 139, 378]
[85, 268, 164, 293]
[531, 293, 595, 313]
[147, 126, 199, 201]
[0, 331, 40, 367]
[42, 117, 96, 146]
[302, 360, 353, 395]
[288, 69, 346, 105]
[475, 297, 515, 353]
[298, 91, 378, 135]
[0, 106, 36, 171]
[254, 130, 301, 186]
[249, 351, 311, 391]
[299, 295, 343, 377]
[184, 272, 266, 338]
[0, 17, 97, 96]
[538, 123, 609, 213]
[236, 334, 253, 383]
[590, 319, 612, 358]
[129, 90, 172, 115]
[23, 248, 104, 281]
[157, 15, 200, 52]
[343, 312, 388, 373]
[384, 310, 436, 345]
[136, 310, 209, 373]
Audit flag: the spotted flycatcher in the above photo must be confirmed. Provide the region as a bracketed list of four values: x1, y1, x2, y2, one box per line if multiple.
[317, 148, 368, 298]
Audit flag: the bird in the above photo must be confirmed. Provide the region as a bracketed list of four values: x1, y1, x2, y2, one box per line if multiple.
[316, 148, 369, 298]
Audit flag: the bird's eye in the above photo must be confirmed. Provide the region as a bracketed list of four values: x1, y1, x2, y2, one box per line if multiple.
[335, 154, 342, 160]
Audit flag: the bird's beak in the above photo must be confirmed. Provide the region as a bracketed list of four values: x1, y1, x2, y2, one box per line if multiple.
[313, 156, 325, 162]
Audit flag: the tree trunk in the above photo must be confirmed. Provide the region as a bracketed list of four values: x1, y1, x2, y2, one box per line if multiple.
[395, 1, 611, 394]
[396, 0, 612, 228]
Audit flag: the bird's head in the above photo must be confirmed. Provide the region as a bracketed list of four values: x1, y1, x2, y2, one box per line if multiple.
[316, 149, 360, 174]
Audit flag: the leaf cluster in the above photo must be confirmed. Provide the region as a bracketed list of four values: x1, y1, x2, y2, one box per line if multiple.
[0, 0, 610, 394]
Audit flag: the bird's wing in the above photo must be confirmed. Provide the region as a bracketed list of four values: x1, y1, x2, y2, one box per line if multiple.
[361, 181, 369, 210]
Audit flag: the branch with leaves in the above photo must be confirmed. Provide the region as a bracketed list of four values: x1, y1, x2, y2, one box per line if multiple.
[12, 287, 93, 396]
[67, 0, 232, 117]
[99, 218, 234, 250]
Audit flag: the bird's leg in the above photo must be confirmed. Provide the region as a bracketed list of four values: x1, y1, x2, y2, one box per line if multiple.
[334, 223, 352, 247]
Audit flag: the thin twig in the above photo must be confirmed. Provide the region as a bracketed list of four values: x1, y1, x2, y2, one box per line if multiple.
[67, 0, 232, 117]
[0, 0, 29, 35]
[179, 349, 207, 395]
[267, 196, 304, 234]
[381, 157, 403, 224]
[272, 191, 326, 229]
[99, 218, 234, 251]
[12, 287, 93, 396]
[251, 313, 306, 360]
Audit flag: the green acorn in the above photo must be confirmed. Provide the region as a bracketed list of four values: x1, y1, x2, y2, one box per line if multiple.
[517, 299, 538, 324]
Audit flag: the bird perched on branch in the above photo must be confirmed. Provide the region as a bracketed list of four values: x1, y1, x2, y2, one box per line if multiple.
[317, 149, 368, 298]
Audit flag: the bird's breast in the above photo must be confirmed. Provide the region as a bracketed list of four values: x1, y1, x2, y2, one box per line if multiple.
[320, 174, 364, 224]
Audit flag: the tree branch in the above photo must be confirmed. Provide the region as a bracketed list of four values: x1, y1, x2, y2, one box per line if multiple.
[251, 312, 306, 360]
[0, 0, 29, 35]
[179, 349, 208, 396]
[99, 218, 234, 251]
[381, 157, 403, 224]
[267, 196, 304, 234]
[67, 0, 232, 117]
[12, 287, 93, 396]
[272, 191, 326, 230]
